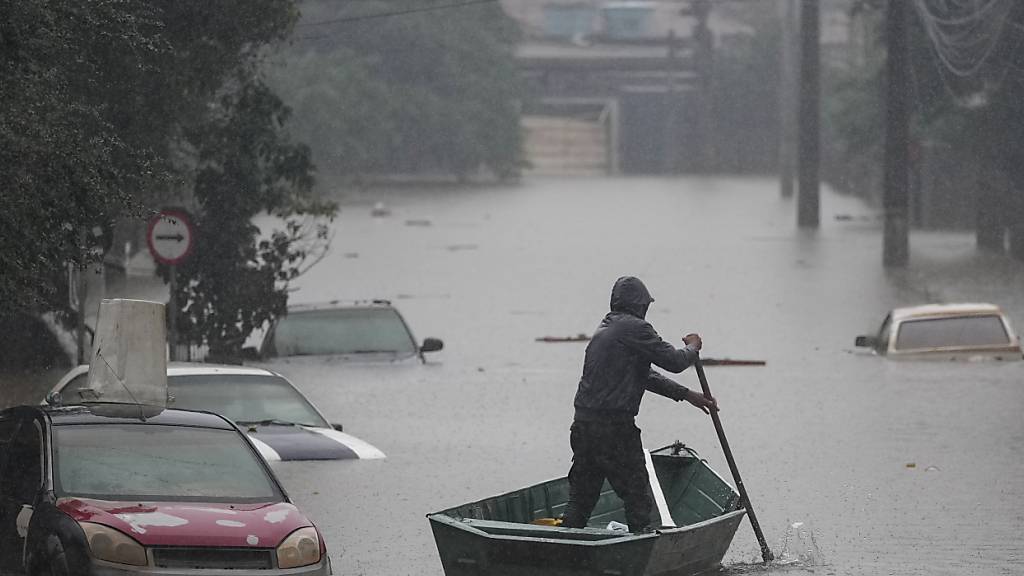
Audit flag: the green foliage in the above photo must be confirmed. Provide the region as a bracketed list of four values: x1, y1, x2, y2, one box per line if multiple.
[169, 79, 333, 357]
[0, 0, 165, 315]
[267, 0, 524, 184]
[2, 0, 335, 354]
[147, 2, 335, 357]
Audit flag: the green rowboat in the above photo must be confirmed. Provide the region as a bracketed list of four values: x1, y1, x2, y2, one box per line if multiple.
[427, 443, 746, 576]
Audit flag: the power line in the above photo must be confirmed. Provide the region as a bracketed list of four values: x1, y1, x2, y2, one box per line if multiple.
[911, 0, 1021, 106]
[297, 0, 499, 35]
[913, 0, 1014, 78]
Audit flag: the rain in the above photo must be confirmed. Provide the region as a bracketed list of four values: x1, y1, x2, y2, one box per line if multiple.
[2, 1, 1023, 576]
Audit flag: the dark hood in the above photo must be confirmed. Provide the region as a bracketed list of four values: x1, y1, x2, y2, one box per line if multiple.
[609, 276, 654, 319]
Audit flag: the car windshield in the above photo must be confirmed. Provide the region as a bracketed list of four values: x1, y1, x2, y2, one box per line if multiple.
[168, 374, 328, 427]
[895, 315, 1010, 351]
[53, 424, 281, 502]
[269, 307, 417, 357]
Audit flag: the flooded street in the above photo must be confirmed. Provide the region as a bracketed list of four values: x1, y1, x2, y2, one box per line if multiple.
[262, 176, 1024, 576]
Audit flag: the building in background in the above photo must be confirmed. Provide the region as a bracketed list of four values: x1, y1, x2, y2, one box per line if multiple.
[501, 0, 856, 178]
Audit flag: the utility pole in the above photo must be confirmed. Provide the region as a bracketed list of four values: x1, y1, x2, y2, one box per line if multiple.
[778, 0, 797, 198]
[665, 29, 682, 174]
[797, 0, 820, 228]
[883, 0, 909, 266]
[691, 0, 714, 173]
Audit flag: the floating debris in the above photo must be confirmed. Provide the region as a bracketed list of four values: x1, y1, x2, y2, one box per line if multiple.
[446, 244, 478, 252]
[700, 358, 766, 367]
[834, 213, 882, 222]
[535, 334, 591, 342]
[405, 219, 432, 227]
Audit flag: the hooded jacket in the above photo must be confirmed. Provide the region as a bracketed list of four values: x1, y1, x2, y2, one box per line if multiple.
[573, 276, 698, 423]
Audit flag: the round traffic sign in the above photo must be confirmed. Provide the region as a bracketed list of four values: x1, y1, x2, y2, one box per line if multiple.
[147, 210, 195, 265]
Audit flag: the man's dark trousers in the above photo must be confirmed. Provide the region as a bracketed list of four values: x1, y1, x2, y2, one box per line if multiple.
[561, 420, 654, 532]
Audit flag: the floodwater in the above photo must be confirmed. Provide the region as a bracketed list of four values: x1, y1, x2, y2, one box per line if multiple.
[259, 177, 1024, 576]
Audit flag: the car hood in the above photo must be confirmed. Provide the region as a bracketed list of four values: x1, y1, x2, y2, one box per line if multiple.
[57, 498, 309, 548]
[246, 425, 386, 461]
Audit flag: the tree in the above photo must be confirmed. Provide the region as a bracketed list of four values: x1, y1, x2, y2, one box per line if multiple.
[0, 0, 166, 316]
[1, 1, 336, 356]
[266, 0, 524, 185]
[168, 78, 333, 359]
[143, 1, 336, 357]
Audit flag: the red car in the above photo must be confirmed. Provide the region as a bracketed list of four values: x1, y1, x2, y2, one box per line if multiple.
[0, 403, 331, 575]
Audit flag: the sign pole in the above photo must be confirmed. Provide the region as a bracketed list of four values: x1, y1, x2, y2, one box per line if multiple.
[147, 209, 194, 362]
[168, 265, 178, 361]
[76, 227, 89, 365]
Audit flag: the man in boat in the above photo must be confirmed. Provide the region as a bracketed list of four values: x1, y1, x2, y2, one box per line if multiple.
[562, 276, 717, 533]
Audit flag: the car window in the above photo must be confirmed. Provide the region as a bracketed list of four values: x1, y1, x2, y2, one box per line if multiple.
[52, 424, 281, 502]
[876, 314, 892, 353]
[269, 307, 417, 357]
[895, 315, 1010, 351]
[168, 374, 328, 427]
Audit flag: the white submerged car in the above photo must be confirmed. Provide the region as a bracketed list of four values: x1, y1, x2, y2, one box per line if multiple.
[49, 363, 386, 461]
[855, 303, 1023, 361]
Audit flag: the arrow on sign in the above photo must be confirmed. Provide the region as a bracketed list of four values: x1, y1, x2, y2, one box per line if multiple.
[156, 234, 185, 242]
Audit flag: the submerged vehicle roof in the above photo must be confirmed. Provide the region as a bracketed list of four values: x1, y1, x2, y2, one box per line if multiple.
[61, 362, 277, 377]
[285, 299, 394, 313]
[37, 403, 236, 429]
[890, 303, 1007, 322]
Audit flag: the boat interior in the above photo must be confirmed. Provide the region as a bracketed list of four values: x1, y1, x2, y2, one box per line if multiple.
[439, 445, 740, 539]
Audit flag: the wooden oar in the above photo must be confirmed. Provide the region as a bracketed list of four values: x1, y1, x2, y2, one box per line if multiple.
[694, 355, 774, 563]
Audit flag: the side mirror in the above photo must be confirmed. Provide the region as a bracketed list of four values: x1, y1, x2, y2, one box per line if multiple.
[332, 423, 344, 432]
[420, 338, 444, 353]
[44, 392, 62, 406]
[855, 335, 876, 348]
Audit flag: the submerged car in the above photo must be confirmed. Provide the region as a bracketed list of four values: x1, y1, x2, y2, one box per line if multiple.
[48, 364, 385, 461]
[855, 303, 1023, 360]
[252, 300, 443, 362]
[0, 403, 330, 574]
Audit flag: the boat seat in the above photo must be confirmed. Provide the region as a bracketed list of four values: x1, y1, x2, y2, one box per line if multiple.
[459, 518, 632, 541]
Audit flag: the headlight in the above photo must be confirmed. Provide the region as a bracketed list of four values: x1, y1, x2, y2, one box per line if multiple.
[277, 526, 322, 569]
[80, 522, 148, 566]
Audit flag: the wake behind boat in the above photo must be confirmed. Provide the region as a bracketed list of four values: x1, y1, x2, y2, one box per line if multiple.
[427, 443, 746, 576]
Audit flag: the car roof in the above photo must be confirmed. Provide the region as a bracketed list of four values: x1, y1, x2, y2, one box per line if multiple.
[60, 363, 279, 380]
[36, 404, 237, 429]
[167, 363, 277, 377]
[891, 303, 1006, 322]
[285, 299, 394, 313]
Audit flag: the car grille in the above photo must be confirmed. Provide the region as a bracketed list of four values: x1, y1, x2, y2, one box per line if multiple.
[152, 547, 274, 569]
